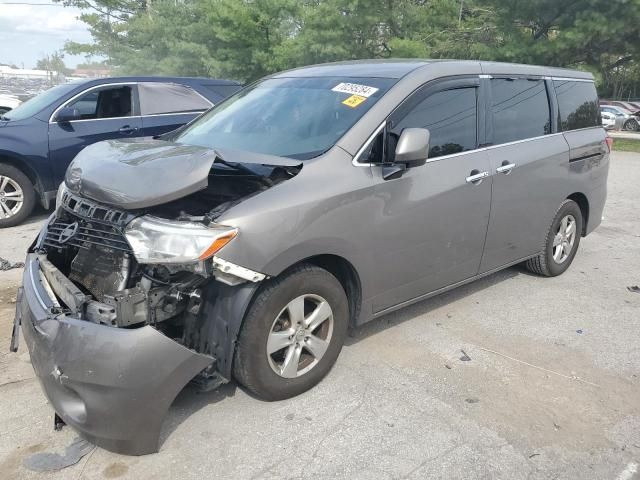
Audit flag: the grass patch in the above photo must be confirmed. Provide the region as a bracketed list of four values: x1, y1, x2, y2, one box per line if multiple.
[612, 138, 640, 153]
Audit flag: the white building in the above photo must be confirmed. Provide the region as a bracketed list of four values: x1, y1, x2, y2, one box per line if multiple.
[0, 65, 55, 80]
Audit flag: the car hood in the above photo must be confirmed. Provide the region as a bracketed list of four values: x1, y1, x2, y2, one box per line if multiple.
[65, 138, 302, 209]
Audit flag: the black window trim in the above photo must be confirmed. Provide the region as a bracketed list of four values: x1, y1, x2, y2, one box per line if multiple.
[389, 77, 483, 164]
[352, 75, 485, 167]
[49, 82, 139, 123]
[485, 75, 554, 147]
[137, 81, 214, 117]
[49, 81, 215, 123]
[551, 77, 601, 133]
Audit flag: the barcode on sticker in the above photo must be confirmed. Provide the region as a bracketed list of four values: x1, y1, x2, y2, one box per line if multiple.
[332, 82, 379, 98]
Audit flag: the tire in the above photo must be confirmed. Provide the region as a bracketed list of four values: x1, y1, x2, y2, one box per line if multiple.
[525, 199, 583, 277]
[0, 164, 36, 228]
[623, 119, 640, 131]
[233, 264, 349, 401]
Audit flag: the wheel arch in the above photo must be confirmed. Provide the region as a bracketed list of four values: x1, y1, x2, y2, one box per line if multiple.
[204, 254, 363, 381]
[0, 152, 44, 199]
[567, 192, 589, 235]
[290, 254, 362, 329]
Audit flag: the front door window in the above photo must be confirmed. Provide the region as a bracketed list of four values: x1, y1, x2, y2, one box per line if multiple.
[68, 86, 133, 120]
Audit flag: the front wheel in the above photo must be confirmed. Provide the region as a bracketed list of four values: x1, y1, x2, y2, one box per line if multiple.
[525, 199, 583, 277]
[623, 119, 640, 131]
[233, 264, 349, 401]
[0, 164, 36, 228]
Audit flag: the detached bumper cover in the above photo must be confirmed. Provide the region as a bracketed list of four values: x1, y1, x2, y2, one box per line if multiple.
[18, 254, 214, 455]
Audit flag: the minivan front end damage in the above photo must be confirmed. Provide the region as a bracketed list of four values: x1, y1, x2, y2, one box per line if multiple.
[13, 144, 297, 455]
[18, 254, 214, 455]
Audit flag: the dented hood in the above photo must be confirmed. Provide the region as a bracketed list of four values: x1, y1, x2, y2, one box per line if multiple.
[65, 138, 301, 209]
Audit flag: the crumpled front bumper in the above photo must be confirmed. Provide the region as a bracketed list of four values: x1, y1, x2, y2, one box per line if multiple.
[17, 254, 214, 455]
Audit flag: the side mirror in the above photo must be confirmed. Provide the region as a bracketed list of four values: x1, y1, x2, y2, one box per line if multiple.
[56, 107, 80, 123]
[394, 128, 430, 167]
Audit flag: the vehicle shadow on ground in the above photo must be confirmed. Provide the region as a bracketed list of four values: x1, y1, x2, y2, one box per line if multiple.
[345, 265, 528, 346]
[24, 210, 50, 225]
[160, 382, 239, 447]
[159, 265, 531, 448]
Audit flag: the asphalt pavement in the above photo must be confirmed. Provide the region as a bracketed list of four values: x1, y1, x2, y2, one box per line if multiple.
[0, 152, 638, 480]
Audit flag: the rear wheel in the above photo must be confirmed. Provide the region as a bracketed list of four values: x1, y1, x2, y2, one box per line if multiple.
[525, 199, 583, 277]
[623, 119, 640, 131]
[0, 164, 36, 228]
[233, 264, 349, 401]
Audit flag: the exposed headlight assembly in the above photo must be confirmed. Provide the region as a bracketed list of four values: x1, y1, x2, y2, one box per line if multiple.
[125, 215, 237, 264]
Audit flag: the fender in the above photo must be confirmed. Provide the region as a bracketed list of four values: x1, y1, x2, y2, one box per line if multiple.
[0, 149, 51, 203]
[187, 280, 259, 379]
[0, 119, 55, 201]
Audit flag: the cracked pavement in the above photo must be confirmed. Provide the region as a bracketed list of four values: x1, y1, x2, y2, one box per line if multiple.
[0, 152, 639, 479]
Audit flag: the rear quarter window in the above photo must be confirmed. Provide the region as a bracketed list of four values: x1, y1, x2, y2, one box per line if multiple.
[553, 80, 601, 131]
[138, 83, 212, 115]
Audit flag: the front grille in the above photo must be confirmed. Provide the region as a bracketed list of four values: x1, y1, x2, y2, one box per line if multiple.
[44, 218, 132, 253]
[43, 192, 133, 253]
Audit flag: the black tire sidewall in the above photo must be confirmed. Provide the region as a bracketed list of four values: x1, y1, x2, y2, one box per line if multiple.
[624, 119, 640, 131]
[544, 201, 583, 276]
[0, 164, 36, 228]
[234, 265, 349, 401]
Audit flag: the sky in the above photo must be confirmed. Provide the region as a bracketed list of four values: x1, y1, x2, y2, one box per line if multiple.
[0, 0, 93, 69]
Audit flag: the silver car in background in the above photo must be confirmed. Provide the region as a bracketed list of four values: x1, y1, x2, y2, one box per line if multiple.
[13, 60, 610, 455]
[600, 104, 640, 131]
[601, 111, 617, 130]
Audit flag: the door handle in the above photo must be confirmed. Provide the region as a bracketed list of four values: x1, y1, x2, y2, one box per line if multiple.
[119, 125, 137, 135]
[496, 162, 516, 174]
[466, 170, 489, 184]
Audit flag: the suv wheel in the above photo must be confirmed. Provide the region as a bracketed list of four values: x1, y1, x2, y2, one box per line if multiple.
[0, 164, 36, 228]
[233, 264, 349, 401]
[525, 199, 583, 277]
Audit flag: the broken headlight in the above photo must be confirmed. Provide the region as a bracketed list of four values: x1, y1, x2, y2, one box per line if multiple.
[125, 215, 237, 264]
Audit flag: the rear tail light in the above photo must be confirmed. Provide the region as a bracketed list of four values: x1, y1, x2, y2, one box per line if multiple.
[605, 136, 613, 152]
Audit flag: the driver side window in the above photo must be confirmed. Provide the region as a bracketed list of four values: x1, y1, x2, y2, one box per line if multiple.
[68, 86, 133, 120]
[390, 87, 478, 160]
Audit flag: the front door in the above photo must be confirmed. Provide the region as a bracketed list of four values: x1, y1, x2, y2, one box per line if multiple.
[48, 84, 142, 183]
[479, 77, 569, 273]
[371, 78, 493, 313]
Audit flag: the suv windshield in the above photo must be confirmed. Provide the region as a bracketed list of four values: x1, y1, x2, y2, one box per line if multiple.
[2, 83, 77, 122]
[173, 76, 395, 159]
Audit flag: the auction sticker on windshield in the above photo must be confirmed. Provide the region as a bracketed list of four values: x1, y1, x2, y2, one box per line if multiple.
[332, 82, 379, 98]
[342, 95, 367, 108]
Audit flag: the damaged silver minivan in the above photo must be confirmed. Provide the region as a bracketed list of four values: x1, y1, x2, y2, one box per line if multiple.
[12, 60, 609, 455]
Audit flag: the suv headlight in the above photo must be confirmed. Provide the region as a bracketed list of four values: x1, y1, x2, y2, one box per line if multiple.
[125, 215, 237, 264]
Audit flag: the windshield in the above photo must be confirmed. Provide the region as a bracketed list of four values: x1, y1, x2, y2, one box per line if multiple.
[2, 83, 77, 121]
[173, 76, 396, 159]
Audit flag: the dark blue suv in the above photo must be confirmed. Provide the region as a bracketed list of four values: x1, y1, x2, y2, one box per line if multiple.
[0, 76, 241, 227]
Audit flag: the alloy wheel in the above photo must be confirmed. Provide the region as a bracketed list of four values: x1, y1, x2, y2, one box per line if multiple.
[267, 294, 334, 378]
[0, 175, 24, 219]
[552, 214, 577, 264]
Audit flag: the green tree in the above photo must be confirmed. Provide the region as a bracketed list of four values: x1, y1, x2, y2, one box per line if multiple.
[36, 51, 71, 77]
[484, 0, 640, 96]
[58, 0, 640, 97]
